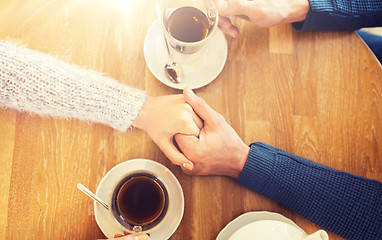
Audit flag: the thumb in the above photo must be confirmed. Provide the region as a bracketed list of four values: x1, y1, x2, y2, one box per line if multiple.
[217, 0, 245, 17]
[183, 88, 218, 124]
[174, 133, 199, 153]
[159, 137, 194, 171]
[216, 0, 228, 13]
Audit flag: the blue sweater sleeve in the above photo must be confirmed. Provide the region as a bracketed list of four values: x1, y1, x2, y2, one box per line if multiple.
[237, 142, 382, 240]
[291, 0, 382, 31]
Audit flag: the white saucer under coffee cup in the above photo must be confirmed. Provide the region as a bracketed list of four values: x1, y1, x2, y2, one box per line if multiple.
[94, 159, 184, 240]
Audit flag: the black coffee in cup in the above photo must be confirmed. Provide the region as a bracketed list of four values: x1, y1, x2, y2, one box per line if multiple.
[111, 173, 169, 231]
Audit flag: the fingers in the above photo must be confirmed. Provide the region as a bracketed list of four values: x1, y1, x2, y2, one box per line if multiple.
[117, 235, 149, 240]
[159, 138, 194, 171]
[216, 0, 228, 13]
[102, 233, 149, 240]
[217, 0, 246, 16]
[183, 88, 220, 125]
[174, 134, 199, 173]
[217, 0, 236, 16]
[218, 16, 240, 37]
[236, 14, 250, 21]
[124, 235, 149, 240]
[180, 118, 201, 137]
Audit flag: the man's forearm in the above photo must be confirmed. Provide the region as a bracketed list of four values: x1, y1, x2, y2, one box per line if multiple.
[237, 142, 382, 240]
[292, 0, 382, 31]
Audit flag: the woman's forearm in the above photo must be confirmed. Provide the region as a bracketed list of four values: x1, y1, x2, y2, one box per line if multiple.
[0, 41, 146, 131]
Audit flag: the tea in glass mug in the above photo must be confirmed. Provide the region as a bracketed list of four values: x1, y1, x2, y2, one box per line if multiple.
[167, 6, 210, 43]
[160, 0, 218, 56]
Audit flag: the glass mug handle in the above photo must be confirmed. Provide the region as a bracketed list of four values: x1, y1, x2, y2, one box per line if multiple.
[207, 8, 217, 20]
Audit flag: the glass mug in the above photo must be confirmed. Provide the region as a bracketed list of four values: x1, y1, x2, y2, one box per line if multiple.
[110, 171, 169, 233]
[159, 0, 219, 64]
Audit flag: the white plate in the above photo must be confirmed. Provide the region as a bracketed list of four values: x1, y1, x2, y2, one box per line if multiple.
[216, 211, 307, 240]
[94, 159, 184, 240]
[143, 20, 227, 90]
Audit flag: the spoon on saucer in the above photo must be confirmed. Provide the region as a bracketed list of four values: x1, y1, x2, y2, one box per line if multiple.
[155, 4, 182, 83]
[77, 183, 109, 211]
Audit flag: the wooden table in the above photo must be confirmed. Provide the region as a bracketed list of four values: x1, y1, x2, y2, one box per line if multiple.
[1, 0, 381, 239]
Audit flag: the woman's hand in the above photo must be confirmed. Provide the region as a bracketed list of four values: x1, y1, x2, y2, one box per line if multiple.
[132, 95, 203, 170]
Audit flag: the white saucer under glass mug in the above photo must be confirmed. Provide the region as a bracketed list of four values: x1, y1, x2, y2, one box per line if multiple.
[94, 160, 184, 239]
[158, 0, 219, 65]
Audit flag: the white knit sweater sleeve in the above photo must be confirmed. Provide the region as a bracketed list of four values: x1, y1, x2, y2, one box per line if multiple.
[0, 41, 147, 131]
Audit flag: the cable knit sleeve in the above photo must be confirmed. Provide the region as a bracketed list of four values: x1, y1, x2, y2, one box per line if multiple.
[0, 41, 147, 131]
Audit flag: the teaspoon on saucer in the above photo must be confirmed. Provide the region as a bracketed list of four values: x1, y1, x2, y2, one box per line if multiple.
[77, 183, 109, 211]
[155, 4, 182, 83]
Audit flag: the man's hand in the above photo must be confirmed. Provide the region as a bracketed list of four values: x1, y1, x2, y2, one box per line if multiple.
[174, 88, 250, 178]
[216, 0, 310, 37]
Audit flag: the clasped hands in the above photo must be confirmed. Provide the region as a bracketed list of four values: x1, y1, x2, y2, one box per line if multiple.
[125, 90, 249, 240]
[133, 88, 249, 178]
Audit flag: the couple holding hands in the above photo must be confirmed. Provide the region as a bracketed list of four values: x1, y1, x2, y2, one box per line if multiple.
[1, 0, 381, 239]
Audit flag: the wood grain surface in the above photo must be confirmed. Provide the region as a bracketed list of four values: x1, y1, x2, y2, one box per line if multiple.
[1, 0, 381, 239]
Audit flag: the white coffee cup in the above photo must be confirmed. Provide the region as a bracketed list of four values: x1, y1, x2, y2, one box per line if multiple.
[229, 220, 328, 240]
[217, 211, 329, 240]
